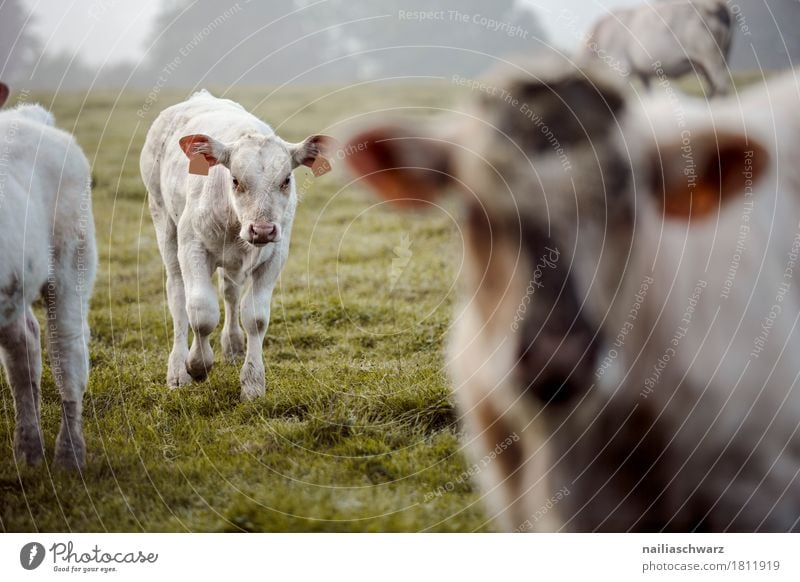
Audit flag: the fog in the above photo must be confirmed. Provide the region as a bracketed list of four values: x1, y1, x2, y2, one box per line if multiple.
[2, 0, 798, 90]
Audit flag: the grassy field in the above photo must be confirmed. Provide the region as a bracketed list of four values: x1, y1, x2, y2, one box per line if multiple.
[0, 81, 494, 532]
[0, 71, 765, 532]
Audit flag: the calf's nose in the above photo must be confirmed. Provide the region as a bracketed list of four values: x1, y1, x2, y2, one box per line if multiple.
[248, 221, 279, 244]
[518, 331, 598, 405]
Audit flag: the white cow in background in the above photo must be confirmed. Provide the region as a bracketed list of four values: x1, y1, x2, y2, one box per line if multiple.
[580, 0, 734, 96]
[0, 82, 97, 469]
[140, 90, 332, 400]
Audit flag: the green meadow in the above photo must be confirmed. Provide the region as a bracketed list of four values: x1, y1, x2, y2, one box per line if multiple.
[0, 82, 492, 532]
[0, 73, 762, 532]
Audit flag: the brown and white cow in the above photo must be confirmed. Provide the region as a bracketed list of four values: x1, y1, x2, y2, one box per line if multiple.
[344, 59, 800, 531]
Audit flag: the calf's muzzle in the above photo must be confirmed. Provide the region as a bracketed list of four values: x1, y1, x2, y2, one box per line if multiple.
[247, 221, 280, 245]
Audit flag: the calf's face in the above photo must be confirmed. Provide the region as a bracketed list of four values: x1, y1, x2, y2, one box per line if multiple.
[344, 61, 768, 529]
[179, 133, 333, 246]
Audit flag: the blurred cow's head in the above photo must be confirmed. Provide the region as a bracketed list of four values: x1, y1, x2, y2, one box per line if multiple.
[344, 58, 768, 530]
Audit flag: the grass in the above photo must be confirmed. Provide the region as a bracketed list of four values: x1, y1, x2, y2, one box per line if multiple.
[0, 71, 766, 532]
[0, 81, 490, 532]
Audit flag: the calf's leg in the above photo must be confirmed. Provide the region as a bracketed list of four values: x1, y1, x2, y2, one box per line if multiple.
[0, 308, 44, 466]
[220, 270, 245, 363]
[151, 208, 192, 388]
[180, 240, 218, 381]
[239, 262, 274, 401]
[46, 273, 91, 469]
[693, 59, 730, 98]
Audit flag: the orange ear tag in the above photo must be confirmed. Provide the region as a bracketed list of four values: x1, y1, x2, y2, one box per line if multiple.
[311, 157, 332, 177]
[188, 154, 210, 176]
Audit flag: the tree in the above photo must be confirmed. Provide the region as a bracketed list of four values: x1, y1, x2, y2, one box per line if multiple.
[302, 0, 549, 80]
[143, 1, 325, 87]
[142, 0, 549, 87]
[0, 0, 39, 84]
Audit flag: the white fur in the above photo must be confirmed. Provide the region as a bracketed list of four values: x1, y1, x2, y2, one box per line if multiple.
[140, 90, 322, 400]
[0, 101, 96, 468]
[451, 70, 800, 530]
[611, 71, 800, 459]
[581, 0, 733, 96]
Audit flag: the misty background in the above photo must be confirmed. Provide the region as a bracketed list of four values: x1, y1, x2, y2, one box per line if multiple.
[1, 0, 799, 91]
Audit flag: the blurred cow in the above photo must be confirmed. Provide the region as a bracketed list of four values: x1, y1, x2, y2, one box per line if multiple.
[0, 82, 97, 468]
[344, 60, 800, 531]
[579, 0, 733, 96]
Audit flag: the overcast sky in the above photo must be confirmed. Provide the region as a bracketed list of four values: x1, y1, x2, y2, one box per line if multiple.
[522, 0, 644, 47]
[24, 0, 646, 65]
[23, 0, 162, 65]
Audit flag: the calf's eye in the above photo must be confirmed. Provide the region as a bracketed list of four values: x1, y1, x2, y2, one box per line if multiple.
[280, 175, 291, 190]
[232, 177, 240, 189]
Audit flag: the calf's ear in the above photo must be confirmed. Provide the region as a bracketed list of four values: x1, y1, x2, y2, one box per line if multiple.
[343, 124, 454, 208]
[650, 130, 769, 220]
[290, 134, 338, 176]
[0, 83, 9, 108]
[178, 134, 230, 173]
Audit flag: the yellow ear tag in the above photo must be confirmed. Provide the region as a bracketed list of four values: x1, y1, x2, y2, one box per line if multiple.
[311, 157, 332, 177]
[188, 154, 210, 176]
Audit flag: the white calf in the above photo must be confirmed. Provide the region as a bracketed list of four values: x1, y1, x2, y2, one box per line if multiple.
[0, 83, 96, 468]
[580, 0, 733, 96]
[140, 90, 332, 400]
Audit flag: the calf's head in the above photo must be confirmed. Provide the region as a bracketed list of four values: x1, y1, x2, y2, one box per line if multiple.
[179, 132, 334, 246]
[344, 59, 769, 529]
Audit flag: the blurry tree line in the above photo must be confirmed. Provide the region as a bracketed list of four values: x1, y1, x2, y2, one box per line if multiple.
[1, 0, 798, 91]
[136, 0, 549, 87]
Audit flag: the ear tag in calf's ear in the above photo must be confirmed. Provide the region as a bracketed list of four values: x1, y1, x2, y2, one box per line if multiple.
[188, 154, 210, 176]
[311, 157, 332, 177]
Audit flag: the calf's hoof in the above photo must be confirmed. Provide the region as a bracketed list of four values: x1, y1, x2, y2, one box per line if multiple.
[186, 341, 214, 381]
[239, 362, 265, 401]
[14, 427, 45, 467]
[167, 365, 193, 389]
[240, 384, 265, 402]
[186, 359, 210, 382]
[54, 434, 86, 470]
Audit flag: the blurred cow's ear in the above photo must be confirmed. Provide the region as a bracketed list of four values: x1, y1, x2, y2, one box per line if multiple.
[344, 125, 454, 208]
[290, 134, 338, 176]
[0, 83, 9, 108]
[178, 134, 230, 172]
[650, 130, 769, 220]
